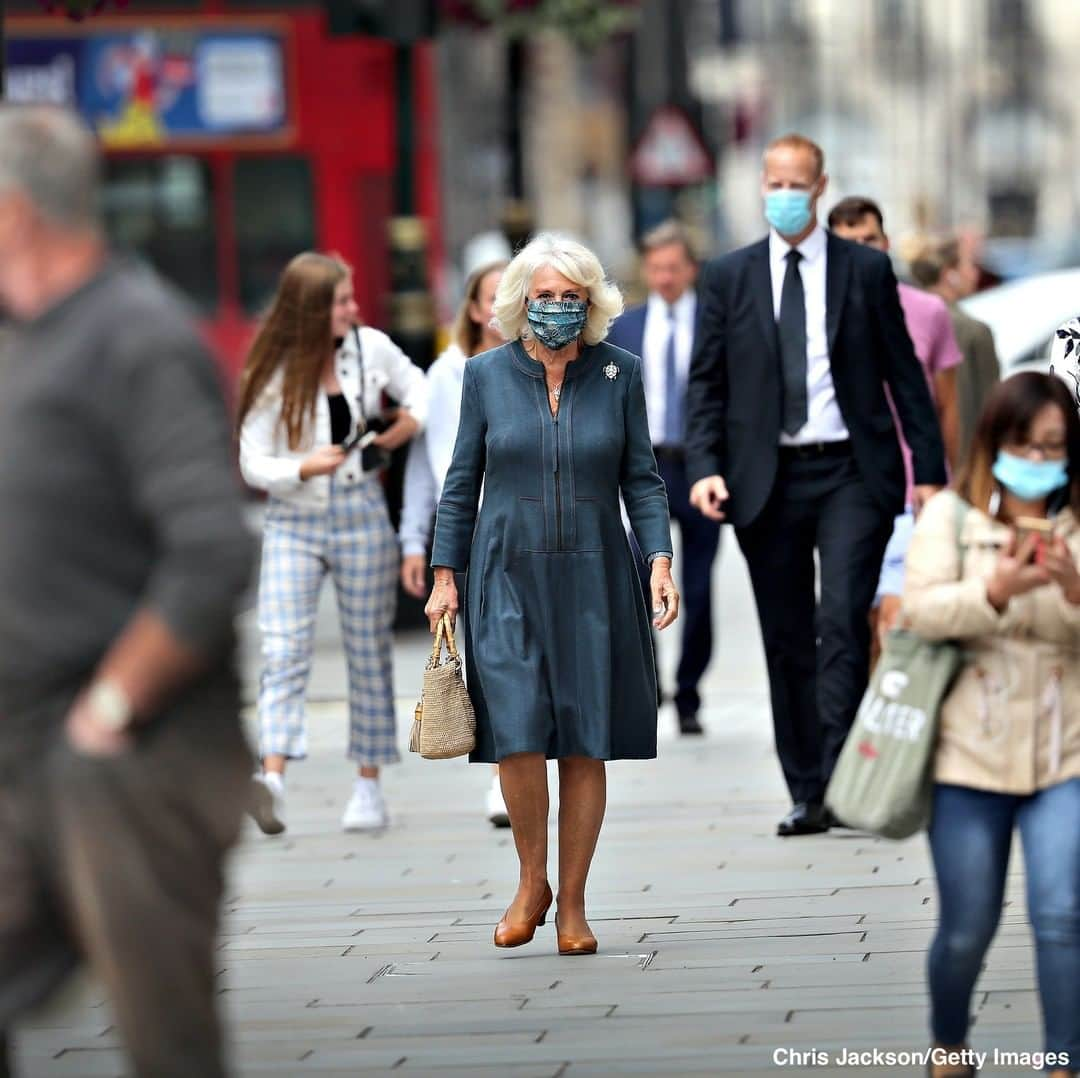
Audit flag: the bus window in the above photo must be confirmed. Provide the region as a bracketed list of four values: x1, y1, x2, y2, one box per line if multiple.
[103, 156, 218, 313]
[234, 157, 315, 316]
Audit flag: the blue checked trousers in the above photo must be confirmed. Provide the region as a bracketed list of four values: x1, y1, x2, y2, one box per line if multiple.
[256, 476, 400, 766]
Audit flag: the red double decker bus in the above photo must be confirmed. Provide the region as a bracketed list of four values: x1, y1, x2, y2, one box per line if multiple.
[5, 3, 443, 386]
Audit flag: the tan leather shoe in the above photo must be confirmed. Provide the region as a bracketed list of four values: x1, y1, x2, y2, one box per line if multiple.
[555, 914, 598, 955]
[493, 884, 552, 948]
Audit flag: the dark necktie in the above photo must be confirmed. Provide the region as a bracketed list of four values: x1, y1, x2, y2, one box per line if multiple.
[663, 304, 683, 446]
[779, 248, 807, 435]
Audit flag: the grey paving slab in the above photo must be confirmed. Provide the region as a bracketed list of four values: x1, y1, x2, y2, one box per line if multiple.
[10, 543, 1051, 1075]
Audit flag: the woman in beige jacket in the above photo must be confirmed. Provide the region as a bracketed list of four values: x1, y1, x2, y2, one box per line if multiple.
[903, 372, 1079, 1078]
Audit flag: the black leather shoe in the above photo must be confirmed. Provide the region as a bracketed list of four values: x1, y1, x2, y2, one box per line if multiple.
[777, 802, 831, 837]
[678, 712, 704, 736]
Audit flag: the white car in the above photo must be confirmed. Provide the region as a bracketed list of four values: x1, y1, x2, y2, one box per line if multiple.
[959, 268, 1080, 375]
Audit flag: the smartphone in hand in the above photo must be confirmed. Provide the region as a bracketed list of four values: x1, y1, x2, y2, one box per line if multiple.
[1015, 516, 1054, 564]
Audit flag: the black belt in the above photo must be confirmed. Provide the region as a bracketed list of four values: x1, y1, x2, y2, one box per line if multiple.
[778, 440, 852, 460]
[653, 445, 685, 463]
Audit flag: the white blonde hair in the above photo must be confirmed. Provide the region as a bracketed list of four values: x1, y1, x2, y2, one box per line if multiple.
[491, 232, 623, 345]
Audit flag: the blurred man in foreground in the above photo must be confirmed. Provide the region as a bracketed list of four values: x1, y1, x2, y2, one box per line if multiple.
[0, 106, 254, 1077]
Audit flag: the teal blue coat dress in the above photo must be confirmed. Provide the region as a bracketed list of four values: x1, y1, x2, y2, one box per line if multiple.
[430, 338, 673, 763]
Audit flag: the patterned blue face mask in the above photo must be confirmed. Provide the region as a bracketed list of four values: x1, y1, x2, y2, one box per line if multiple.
[526, 299, 588, 351]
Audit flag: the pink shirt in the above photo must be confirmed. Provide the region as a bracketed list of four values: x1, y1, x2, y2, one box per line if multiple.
[893, 283, 962, 505]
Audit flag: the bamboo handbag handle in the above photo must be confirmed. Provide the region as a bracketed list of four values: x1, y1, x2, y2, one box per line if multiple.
[440, 613, 460, 659]
[428, 612, 460, 667]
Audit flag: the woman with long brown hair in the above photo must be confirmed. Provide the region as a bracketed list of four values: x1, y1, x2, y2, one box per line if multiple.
[902, 371, 1079, 1078]
[238, 252, 427, 835]
[399, 260, 508, 826]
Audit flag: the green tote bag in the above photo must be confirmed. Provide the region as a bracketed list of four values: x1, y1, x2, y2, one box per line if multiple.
[825, 630, 963, 838]
[825, 496, 969, 839]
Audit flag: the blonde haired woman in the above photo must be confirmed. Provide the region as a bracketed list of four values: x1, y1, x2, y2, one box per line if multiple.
[426, 233, 678, 955]
[238, 252, 427, 834]
[399, 259, 510, 826]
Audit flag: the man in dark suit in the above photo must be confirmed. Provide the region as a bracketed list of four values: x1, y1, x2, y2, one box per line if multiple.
[685, 134, 946, 836]
[608, 221, 721, 736]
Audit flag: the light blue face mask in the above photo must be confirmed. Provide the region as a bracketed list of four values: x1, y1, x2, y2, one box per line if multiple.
[764, 189, 814, 236]
[992, 450, 1069, 502]
[526, 299, 588, 351]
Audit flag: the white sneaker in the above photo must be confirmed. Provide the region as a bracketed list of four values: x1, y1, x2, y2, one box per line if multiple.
[486, 779, 510, 828]
[342, 778, 388, 832]
[250, 772, 286, 835]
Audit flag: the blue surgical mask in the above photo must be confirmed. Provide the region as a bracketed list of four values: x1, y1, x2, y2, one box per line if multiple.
[992, 450, 1069, 502]
[764, 189, 814, 236]
[526, 299, 588, 351]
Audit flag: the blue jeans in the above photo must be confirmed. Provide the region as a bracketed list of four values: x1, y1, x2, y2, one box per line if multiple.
[927, 780, 1080, 1068]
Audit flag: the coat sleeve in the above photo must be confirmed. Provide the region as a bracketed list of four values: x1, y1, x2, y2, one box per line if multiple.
[972, 321, 1001, 387]
[685, 259, 728, 486]
[430, 361, 486, 571]
[621, 356, 673, 560]
[873, 258, 947, 486]
[902, 492, 1003, 640]
[239, 394, 304, 496]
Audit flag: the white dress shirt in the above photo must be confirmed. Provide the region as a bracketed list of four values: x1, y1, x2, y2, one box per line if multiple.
[769, 223, 849, 445]
[641, 290, 696, 447]
[240, 325, 428, 509]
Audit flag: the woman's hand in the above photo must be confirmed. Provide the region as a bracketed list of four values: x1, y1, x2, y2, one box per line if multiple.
[986, 531, 1051, 611]
[299, 445, 346, 480]
[424, 567, 459, 632]
[1043, 535, 1080, 604]
[649, 557, 680, 630]
[373, 411, 420, 452]
[401, 554, 428, 599]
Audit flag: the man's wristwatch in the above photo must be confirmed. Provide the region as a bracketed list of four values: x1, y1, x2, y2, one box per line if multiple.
[86, 680, 134, 733]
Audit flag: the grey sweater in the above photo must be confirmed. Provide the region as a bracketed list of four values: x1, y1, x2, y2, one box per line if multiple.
[0, 262, 254, 756]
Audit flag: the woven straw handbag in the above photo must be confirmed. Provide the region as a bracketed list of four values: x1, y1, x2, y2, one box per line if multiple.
[409, 613, 476, 760]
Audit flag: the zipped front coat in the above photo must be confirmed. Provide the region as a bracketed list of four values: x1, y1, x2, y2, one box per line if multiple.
[430, 339, 673, 763]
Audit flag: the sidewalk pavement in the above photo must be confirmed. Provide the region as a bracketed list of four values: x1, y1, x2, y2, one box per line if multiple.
[13, 533, 1041, 1076]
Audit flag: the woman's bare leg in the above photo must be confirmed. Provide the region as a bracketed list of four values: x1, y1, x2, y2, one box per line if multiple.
[497, 753, 550, 918]
[556, 757, 606, 936]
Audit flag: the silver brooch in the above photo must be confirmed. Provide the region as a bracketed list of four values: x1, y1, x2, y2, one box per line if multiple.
[603, 362, 618, 381]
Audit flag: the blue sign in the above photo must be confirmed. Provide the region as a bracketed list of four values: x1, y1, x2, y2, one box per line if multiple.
[6, 28, 288, 144]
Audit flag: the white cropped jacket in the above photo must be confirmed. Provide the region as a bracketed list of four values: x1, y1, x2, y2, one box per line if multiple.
[239, 326, 428, 509]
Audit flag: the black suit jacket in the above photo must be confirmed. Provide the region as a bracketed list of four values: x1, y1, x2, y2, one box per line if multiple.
[606, 303, 649, 359]
[685, 232, 947, 529]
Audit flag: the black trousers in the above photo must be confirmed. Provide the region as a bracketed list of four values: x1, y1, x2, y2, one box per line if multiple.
[633, 451, 722, 718]
[736, 448, 893, 806]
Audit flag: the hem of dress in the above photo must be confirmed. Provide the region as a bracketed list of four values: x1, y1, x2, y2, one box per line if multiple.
[471, 750, 658, 764]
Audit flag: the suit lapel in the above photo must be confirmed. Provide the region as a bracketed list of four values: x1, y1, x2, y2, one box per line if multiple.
[825, 232, 850, 356]
[748, 239, 778, 360]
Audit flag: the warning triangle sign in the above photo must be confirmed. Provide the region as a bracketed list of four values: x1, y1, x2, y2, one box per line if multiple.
[629, 105, 713, 187]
